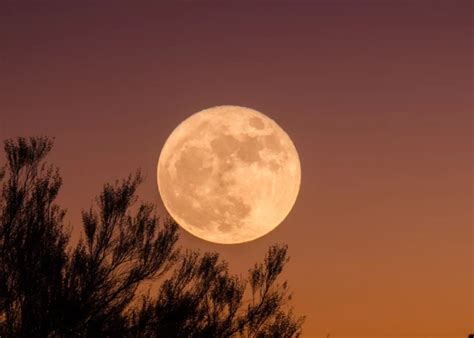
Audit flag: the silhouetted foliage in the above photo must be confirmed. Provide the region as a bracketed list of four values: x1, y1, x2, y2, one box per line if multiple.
[129, 246, 303, 338]
[0, 137, 68, 337]
[60, 172, 179, 337]
[0, 137, 304, 337]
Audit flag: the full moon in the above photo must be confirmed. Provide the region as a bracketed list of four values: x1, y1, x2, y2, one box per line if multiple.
[157, 106, 301, 244]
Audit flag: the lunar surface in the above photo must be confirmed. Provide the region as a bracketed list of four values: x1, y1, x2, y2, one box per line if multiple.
[157, 106, 301, 244]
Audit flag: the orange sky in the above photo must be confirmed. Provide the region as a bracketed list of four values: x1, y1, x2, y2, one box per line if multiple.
[1, 2, 472, 337]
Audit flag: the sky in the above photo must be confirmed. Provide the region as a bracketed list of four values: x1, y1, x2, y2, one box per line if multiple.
[1, 1, 472, 337]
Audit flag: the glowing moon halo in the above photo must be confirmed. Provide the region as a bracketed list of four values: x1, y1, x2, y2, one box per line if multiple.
[157, 106, 301, 244]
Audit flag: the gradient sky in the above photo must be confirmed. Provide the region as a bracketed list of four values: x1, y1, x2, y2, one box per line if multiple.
[1, 2, 472, 337]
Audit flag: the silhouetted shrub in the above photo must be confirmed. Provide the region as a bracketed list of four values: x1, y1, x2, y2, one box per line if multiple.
[0, 137, 304, 337]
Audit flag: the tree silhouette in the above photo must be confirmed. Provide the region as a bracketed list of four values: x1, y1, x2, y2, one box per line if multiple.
[129, 245, 303, 337]
[60, 173, 179, 336]
[0, 137, 68, 337]
[0, 137, 304, 337]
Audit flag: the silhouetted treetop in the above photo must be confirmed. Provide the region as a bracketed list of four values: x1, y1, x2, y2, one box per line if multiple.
[0, 137, 304, 337]
[1, 137, 68, 337]
[129, 244, 303, 337]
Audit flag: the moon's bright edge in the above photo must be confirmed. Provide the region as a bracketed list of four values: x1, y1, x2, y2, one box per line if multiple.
[157, 106, 301, 244]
